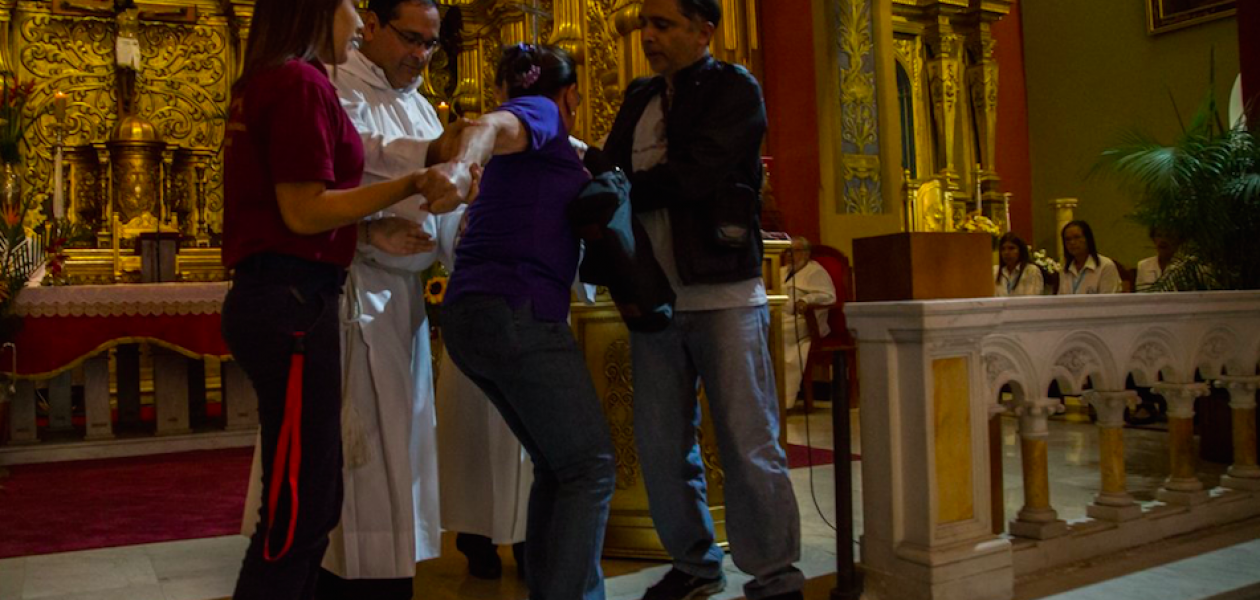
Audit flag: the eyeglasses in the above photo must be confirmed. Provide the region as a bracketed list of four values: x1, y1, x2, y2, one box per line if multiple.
[386, 22, 440, 51]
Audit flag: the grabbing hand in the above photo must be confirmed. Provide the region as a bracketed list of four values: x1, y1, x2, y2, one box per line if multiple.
[367, 216, 435, 256]
[420, 161, 474, 214]
[427, 117, 474, 165]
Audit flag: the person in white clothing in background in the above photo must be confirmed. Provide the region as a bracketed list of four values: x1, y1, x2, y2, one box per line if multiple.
[993, 232, 1044, 297]
[1135, 226, 1181, 292]
[1058, 220, 1121, 295]
[779, 236, 835, 409]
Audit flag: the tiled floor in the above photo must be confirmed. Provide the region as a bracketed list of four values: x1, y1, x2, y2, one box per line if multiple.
[0, 406, 1257, 600]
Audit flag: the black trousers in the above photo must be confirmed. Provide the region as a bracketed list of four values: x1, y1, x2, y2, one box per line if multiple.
[226, 254, 346, 600]
[315, 568, 413, 600]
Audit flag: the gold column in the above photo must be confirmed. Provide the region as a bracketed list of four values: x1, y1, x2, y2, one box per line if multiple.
[452, 35, 485, 117]
[1153, 383, 1211, 505]
[0, 0, 14, 73]
[1052, 197, 1077, 261]
[1084, 391, 1142, 521]
[607, 1, 651, 95]
[1216, 376, 1260, 491]
[1008, 397, 1067, 539]
[966, 19, 999, 224]
[925, 17, 962, 190]
[226, 0, 254, 84]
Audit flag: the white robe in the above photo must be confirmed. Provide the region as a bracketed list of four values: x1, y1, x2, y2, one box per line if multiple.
[241, 49, 455, 580]
[435, 354, 532, 544]
[779, 260, 836, 409]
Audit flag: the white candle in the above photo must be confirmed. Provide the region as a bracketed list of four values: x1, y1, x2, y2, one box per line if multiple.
[53, 146, 63, 219]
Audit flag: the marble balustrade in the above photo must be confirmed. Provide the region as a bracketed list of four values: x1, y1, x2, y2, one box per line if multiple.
[846, 291, 1260, 600]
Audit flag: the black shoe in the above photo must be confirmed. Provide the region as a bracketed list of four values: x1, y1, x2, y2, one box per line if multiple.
[455, 533, 502, 579]
[642, 568, 726, 600]
[512, 541, 526, 579]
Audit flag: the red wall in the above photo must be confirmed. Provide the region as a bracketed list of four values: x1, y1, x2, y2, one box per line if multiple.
[760, 0, 822, 243]
[992, 0, 1033, 242]
[1240, 0, 1260, 120]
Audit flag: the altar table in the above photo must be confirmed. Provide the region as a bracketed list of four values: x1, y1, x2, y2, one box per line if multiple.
[1, 283, 257, 445]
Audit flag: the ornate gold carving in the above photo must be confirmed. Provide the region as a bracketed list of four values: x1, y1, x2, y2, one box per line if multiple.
[836, 0, 882, 214]
[601, 337, 638, 490]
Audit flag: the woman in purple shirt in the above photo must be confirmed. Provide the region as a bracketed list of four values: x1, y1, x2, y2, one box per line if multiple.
[437, 45, 615, 600]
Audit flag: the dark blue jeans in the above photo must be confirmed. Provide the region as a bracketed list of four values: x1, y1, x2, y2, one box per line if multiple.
[224, 254, 345, 600]
[443, 294, 616, 600]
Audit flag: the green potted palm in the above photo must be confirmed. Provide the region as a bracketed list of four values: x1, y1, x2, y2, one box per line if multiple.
[1098, 66, 1260, 291]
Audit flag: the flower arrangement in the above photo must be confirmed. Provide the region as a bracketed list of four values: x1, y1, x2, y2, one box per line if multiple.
[0, 188, 44, 329]
[1031, 249, 1062, 275]
[0, 73, 34, 164]
[956, 212, 1003, 237]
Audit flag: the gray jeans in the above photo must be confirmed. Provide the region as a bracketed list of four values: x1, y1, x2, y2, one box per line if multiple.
[443, 294, 616, 600]
[631, 305, 804, 600]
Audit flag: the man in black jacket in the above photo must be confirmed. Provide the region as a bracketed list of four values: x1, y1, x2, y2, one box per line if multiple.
[602, 1, 804, 599]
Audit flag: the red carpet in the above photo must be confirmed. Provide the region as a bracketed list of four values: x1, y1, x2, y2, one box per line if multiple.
[786, 443, 859, 468]
[0, 446, 252, 559]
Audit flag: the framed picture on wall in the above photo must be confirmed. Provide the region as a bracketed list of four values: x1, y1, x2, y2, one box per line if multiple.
[1147, 0, 1236, 34]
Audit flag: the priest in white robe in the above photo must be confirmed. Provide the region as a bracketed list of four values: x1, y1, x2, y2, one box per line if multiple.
[321, 1, 452, 594]
[780, 236, 836, 410]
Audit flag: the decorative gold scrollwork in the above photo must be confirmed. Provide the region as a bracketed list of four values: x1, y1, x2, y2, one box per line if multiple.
[601, 337, 639, 490]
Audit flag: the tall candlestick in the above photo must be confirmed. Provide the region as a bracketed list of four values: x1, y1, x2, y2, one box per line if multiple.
[437, 101, 450, 125]
[1003, 192, 1013, 233]
[53, 91, 67, 123]
[975, 163, 982, 215]
[53, 146, 63, 219]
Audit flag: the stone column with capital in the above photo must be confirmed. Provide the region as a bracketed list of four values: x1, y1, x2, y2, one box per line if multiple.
[1052, 198, 1077, 261]
[1216, 376, 1260, 491]
[1009, 396, 1068, 539]
[1153, 382, 1212, 505]
[1084, 390, 1142, 521]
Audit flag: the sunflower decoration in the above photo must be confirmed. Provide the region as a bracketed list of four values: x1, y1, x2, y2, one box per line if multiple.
[424, 275, 448, 305]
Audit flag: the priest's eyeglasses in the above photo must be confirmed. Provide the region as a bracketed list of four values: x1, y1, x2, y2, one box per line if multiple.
[387, 22, 440, 51]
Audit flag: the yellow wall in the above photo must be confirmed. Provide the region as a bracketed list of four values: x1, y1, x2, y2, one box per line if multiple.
[1022, 2, 1238, 269]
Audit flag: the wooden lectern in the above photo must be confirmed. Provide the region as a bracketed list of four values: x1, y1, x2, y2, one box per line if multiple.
[852, 232, 992, 301]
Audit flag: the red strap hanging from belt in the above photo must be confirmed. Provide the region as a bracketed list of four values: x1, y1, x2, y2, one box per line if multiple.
[264, 331, 306, 562]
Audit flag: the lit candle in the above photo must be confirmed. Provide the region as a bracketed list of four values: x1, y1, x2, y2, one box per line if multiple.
[437, 101, 450, 125]
[53, 91, 67, 123]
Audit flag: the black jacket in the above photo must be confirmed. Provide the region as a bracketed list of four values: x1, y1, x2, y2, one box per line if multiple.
[603, 55, 767, 285]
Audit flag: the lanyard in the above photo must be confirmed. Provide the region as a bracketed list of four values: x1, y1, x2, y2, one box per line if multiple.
[1070, 268, 1088, 294]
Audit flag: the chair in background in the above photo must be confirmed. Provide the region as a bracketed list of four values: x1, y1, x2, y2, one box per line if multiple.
[800, 245, 858, 412]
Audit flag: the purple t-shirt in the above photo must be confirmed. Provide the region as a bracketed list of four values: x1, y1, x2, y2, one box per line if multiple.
[446, 96, 590, 322]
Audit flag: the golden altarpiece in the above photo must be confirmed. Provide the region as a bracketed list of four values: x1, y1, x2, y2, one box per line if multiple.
[889, 0, 1013, 233]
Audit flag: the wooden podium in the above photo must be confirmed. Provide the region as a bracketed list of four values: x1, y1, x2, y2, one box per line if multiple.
[852, 232, 992, 301]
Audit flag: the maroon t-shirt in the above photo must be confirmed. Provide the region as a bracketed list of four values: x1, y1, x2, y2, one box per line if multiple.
[222, 59, 364, 269]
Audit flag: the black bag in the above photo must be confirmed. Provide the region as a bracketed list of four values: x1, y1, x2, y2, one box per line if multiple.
[569, 149, 675, 332]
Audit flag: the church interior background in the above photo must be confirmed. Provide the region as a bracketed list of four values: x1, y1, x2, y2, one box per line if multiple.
[0, 1, 1258, 599]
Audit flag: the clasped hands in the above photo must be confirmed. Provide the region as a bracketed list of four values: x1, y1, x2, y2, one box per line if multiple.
[371, 120, 481, 257]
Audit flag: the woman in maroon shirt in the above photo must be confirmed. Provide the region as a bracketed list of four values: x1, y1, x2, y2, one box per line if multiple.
[221, 1, 462, 598]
